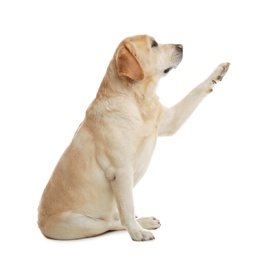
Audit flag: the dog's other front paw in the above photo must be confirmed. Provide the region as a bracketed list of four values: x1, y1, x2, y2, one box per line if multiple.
[211, 62, 230, 84]
[130, 229, 155, 241]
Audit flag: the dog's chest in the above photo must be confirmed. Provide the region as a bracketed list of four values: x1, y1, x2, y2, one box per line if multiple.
[131, 101, 161, 185]
[133, 129, 157, 186]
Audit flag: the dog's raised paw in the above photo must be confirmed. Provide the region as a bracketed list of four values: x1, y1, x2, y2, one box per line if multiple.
[213, 62, 230, 82]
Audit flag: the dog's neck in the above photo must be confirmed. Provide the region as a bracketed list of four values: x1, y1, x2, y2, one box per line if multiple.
[87, 59, 161, 122]
[97, 60, 160, 101]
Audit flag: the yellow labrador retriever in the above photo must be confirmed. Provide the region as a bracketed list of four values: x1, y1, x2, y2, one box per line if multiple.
[38, 35, 230, 241]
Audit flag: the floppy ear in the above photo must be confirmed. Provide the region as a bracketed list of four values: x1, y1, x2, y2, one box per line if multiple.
[116, 44, 144, 81]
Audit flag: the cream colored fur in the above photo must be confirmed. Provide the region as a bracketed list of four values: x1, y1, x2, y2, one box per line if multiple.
[38, 35, 230, 241]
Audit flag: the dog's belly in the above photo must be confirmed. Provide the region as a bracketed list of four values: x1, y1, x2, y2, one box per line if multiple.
[133, 135, 157, 186]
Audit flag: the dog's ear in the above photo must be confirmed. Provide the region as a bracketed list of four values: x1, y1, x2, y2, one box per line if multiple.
[116, 43, 144, 81]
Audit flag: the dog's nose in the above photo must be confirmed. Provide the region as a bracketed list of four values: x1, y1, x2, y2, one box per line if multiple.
[176, 44, 183, 51]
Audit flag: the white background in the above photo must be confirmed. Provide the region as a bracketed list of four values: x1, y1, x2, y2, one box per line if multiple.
[1, 0, 256, 259]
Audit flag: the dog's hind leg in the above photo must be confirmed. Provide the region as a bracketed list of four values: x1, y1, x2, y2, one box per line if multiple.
[38, 212, 124, 240]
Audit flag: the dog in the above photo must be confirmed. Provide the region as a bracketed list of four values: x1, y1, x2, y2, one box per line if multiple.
[38, 35, 230, 241]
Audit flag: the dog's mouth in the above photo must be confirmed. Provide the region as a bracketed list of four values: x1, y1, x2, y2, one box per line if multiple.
[163, 67, 173, 74]
[164, 49, 183, 74]
[164, 66, 178, 74]
[164, 57, 182, 74]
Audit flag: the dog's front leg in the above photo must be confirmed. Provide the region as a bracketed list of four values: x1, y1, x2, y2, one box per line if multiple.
[107, 166, 155, 241]
[158, 63, 230, 136]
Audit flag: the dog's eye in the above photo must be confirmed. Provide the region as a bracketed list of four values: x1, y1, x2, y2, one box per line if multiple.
[151, 40, 158, 48]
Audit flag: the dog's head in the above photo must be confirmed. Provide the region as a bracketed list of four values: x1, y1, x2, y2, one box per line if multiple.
[115, 35, 183, 82]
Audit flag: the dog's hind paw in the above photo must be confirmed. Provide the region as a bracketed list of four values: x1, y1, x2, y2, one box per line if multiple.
[137, 216, 161, 230]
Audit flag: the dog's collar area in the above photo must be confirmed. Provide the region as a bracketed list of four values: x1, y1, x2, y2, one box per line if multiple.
[164, 67, 173, 74]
